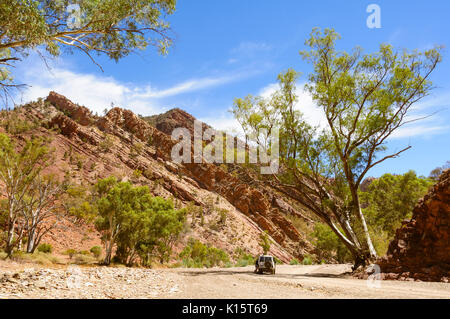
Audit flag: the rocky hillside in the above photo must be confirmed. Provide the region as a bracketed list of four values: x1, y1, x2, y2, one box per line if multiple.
[0, 92, 318, 263]
[377, 169, 450, 282]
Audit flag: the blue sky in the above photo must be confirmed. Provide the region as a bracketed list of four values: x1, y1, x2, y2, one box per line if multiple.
[14, 0, 450, 177]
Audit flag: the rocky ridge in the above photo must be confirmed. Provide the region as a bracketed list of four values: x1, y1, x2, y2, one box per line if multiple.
[1, 91, 318, 262]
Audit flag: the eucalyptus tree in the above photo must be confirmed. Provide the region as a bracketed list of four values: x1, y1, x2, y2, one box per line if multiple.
[92, 177, 186, 266]
[21, 174, 66, 253]
[232, 28, 442, 267]
[0, 0, 176, 104]
[0, 133, 51, 257]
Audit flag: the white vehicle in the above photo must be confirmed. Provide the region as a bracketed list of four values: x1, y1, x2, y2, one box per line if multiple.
[254, 255, 276, 274]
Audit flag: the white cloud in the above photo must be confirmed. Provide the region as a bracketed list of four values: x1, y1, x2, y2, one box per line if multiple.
[131, 74, 242, 99]
[390, 124, 450, 139]
[20, 68, 139, 115]
[15, 57, 250, 116]
[199, 113, 244, 137]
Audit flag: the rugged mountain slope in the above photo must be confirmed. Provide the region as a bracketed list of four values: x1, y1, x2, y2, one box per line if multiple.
[377, 169, 450, 282]
[1, 92, 317, 262]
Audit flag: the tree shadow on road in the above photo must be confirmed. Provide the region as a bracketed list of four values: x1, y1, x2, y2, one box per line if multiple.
[178, 269, 352, 279]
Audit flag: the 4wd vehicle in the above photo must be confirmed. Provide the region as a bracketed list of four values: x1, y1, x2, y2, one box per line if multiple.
[254, 255, 276, 274]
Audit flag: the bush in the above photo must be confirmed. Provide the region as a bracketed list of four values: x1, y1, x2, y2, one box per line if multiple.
[259, 231, 271, 255]
[73, 254, 97, 265]
[132, 169, 142, 180]
[217, 208, 228, 224]
[37, 243, 52, 254]
[179, 238, 229, 268]
[301, 254, 314, 265]
[11, 251, 61, 265]
[233, 248, 255, 267]
[98, 134, 114, 152]
[63, 249, 77, 259]
[290, 258, 300, 265]
[311, 223, 352, 263]
[90, 246, 102, 258]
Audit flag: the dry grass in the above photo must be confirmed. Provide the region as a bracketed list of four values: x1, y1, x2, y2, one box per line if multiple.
[11, 251, 63, 265]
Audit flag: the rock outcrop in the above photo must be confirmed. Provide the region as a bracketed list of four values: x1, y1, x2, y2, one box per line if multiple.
[46, 91, 93, 126]
[104, 107, 315, 260]
[2, 92, 318, 263]
[377, 169, 450, 282]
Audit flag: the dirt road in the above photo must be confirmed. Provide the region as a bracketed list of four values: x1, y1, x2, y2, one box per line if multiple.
[166, 264, 450, 299]
[1, 262, 449, 299]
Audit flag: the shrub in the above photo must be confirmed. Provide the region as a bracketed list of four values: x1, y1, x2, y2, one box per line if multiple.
[311, 223, 352, 263]
[259, 231, 271, 255]
[37, 243, 52, 254]
[12, 251, 61, 265]
[301, 255, 314, 265]
[74, 254, 97, 265]
[290, 258, 300, 265]
[64, 249, 77, 259]
[98, 134, 114, 152]
[132, 169, 142, 180]
[90, 246, 102, 258]
[233, 248, 255, 267]
[217, 208, 228, 224]
[179, 238, 229, 268]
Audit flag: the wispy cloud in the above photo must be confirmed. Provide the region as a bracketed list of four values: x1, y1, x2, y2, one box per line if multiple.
[390, 124, 450, 139]
[131, 74, 246, 99]
[14, 56, 258, 116]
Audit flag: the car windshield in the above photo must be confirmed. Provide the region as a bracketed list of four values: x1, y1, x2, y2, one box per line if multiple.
[259, 256, 273, 262]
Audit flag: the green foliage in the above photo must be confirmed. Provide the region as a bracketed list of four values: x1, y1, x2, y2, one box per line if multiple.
[130, 142, 144, 159]
[1, 0, 177, 103]
[65, 185, 97, 223]
[186, 202, 204, 227]
[37, 243, 52, 254]
[91, 177, 186, 266]
[361, 171, 433, 237]
[132, 169, 142, 180]
[290, 258, 300, 265]
[429, 161, 450, 181]
[179, 238, 230, 268]
[217, 208, 228, 225]
[233, 248, 255, 267]
[312, 223, 352, 263]
[0, 112, 39, 134]
[63, 249, 77, 259]
[90, 246, 102, 258]
[358, 170, 433, 256]
[231, 27, 442, 264]
[11, 251, 61, 265]
[301, 255, 314, 265]
[98, 134, 114, 153]
[258, 231, 271, 255]
[0, 133, 54, 256]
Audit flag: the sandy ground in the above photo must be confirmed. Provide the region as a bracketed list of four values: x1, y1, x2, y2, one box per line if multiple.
[1, 261, 449, 299]
[165, 264, 450, 299]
